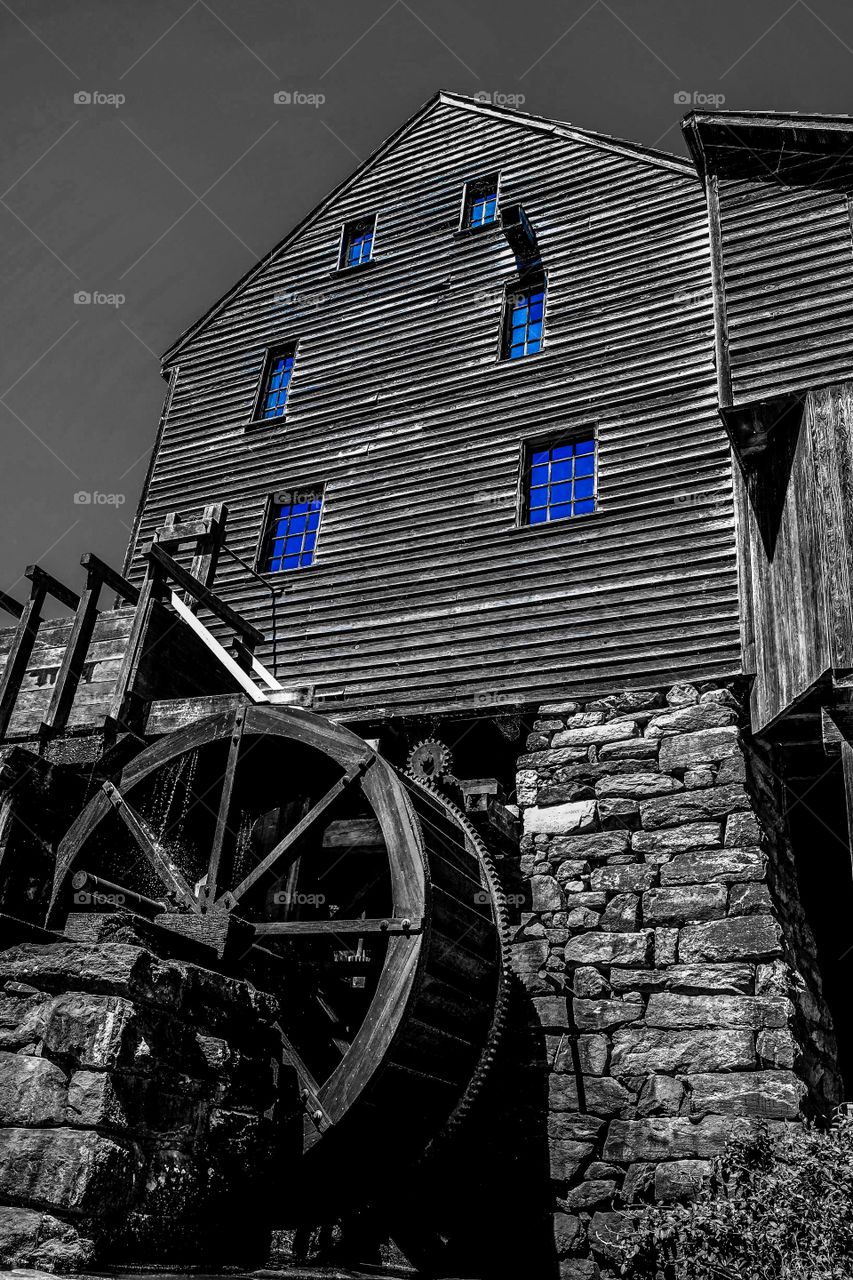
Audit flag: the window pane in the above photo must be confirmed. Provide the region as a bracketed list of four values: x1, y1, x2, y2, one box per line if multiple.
[265, 492, 324, 572]
[550, 459, 573, 482]
[575, 453, 595, 477]
[525, 439, 597, 525]
[550, 502, 573, 522]
[574, 498, 595, 515]
[576, 438, 595, 455]
[574, 476, 595, 500]
[530, 507, 547, 524]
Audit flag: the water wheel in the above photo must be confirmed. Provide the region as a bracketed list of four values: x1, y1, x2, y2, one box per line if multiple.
[49, 704, 510, 1189]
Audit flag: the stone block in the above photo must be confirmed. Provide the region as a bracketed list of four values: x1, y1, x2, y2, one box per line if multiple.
[661, 847, 764, 886]
[553, 1211, 584, 1258]
[643, 885, 727, 926]
[549, 1139, 594, 1182]
[511, 940, 550, 993]
[590, 864, 657, 893]
[666, 683, 700, 707]
[622, 1163, 655, 1201]
[567, 907, 601, 930]
[610, 1027, 755, 1075]
[654, 1159, 712, 1202]
[38, 992, 137, 1070]
[599, 738, 659, 761]
[0, 1128, 142, 1213]
[531, 875, 565, 911]
[637, 1074, 684, 1117]
[654, 928, 678, 967]
[518, 746, 591, 770]
[640, 785, 750, 829]
[573, 999, 643, 1032]
[596, 773, 682, 799]
[684, 768, 714, 789]
[532, 996, 569, 1029]
[600, 893, 640, 932]
[597, 798, 640, 830]
[548, 1113, 605, 1143]
[577, 1035, 609, 1075]
[573, 967, 610, 999]
[658, 727, 740, 772]
[632, 823, 722, 855]
[665, 963, 754, 994]
[678, 917, 782, 963]
[0, 1052, 66, 1126]
[525, 802, 597, 835]
[682, 1070, 804, 1118]
[645, 993, 789, 1030]
[552, 722, 638, 748]
[645, 704, 737, 737]
[559, 831, 630, 860]
[756, 1028, 797, 1069]
[563, 932, 652, 967]
[729, 883, 773, 916]
[603, 1116, 732, 1163]
[66, 1071, 130, 1130]
[0, 1206, 94, 1272]
[559, 1257, 601, 1280]
[562, 1180, 618, 1211]
[549, 1073, 633, 1117]
[609, 968, 668, 993]
[725, 811, 762, 846]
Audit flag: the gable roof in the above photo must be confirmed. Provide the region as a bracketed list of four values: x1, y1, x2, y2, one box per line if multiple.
[683, 109, 853, 182]
[161, 90, 694, 367]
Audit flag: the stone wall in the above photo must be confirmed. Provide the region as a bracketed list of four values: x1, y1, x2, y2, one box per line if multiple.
[511, 680, 842, 1280]
[0, 928, 289, 1270]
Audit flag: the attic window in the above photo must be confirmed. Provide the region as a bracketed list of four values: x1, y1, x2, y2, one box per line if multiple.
[462, 174, 499, 230]
[502, 275, 545, 359]
[524, 435, 596, 524]
[339, 215, 376, 269]
[257, 344, 297, 420]
[261, 487, 324, 572]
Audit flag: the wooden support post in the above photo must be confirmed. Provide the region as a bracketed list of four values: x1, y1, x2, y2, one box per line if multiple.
[0, 590, 24, 620]
[841, 739, 853, 883]
[0, 566, 79, 739]
[188, 502, 227, 606]
[108, 568, 163, 729]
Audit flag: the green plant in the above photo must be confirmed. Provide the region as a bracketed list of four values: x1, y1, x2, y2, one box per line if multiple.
[617, 1108, 853, 1280]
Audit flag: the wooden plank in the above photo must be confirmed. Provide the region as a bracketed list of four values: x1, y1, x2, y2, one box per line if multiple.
[188, 502, 227, 601]
[255, 916, 422, 936]
[204, 705, 245, 903]
[79, 553, 139, 604]
[0, 591, 24, 620]
[102, 780, 199, 912]
[0, 586, 46, 738]
[25, 565, 79, 611]
[143, 544, 263, 645]
[165, 591, 267, 702]
[109, 578, 156, 726]
[42, 570, 102, 733]
[144, 692, 250, 735]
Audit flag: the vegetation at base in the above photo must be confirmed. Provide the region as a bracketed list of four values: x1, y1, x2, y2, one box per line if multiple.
[617, 1107, 853, 1280]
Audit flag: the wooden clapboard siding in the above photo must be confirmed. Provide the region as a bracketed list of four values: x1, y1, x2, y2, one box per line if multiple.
[738, 382, 853, 734]
[126, 95, 740, 716]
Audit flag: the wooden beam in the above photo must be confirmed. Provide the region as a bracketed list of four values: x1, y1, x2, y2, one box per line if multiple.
[0, 590, 24, 620]
[102, 780, 199, 912]
[143, 543, 263, 645]
[255, 917, 422, 936]
[204, 705, 245, 905]
[0, 581, 47, 737]
[79, 553, 139, 604]
[221, 756, 374, 910]
[188, 502, 227, 602]
[25, 565, 79, 611]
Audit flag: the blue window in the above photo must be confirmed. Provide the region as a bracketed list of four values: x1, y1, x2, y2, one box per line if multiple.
[503, 277, 545, 359]
[263, 488, 324, 572]
[526, 437, 596, 524]
[340, 215, 375, 269]
[463, 174, 499, 229]
[259, 345, 296, 419]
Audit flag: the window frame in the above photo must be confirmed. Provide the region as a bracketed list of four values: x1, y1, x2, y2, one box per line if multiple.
[499, 272, 547, 362]
[458, 171, 501, 234]
[249, 342, 298, 425]
[336, 213, 378, 272]
[517, 427, 598, 529]
[256, 483, 326, 575]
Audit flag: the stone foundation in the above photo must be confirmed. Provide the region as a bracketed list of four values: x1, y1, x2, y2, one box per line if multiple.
[0, 925, 290, 1270]
[511, 679, 842, 1279]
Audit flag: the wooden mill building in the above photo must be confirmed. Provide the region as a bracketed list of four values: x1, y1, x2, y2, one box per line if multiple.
[0, 96, 852, 1279]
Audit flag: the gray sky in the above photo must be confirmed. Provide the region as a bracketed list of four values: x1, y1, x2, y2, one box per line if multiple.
[2, 0, 852, 609]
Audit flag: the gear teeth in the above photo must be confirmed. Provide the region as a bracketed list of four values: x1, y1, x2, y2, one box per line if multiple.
[405, 737, 453, 781]
[397, 769, 513, 1159]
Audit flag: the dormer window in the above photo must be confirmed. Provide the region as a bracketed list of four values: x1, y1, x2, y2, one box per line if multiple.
[502, 275, 545, 359]
[256, 344, 296, 420]
[339, 215, 376, 269]
[462, 174, 499, 230]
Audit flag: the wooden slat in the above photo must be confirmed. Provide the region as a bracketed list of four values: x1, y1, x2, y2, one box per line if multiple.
[122, 100, 741, 715]
[255, 916, 422, 936]
[143, 543, 263, 645]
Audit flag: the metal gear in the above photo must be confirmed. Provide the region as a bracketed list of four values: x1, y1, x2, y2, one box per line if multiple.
[406, 737, 453, 780]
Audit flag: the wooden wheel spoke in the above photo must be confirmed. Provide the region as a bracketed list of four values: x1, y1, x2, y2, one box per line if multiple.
[254, 915, 421, 937]
[274, 1021, 333, 1132]
[219, 754, 374, 910]
[101, 780, 199, 913]
[205, 706, 246, 904]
